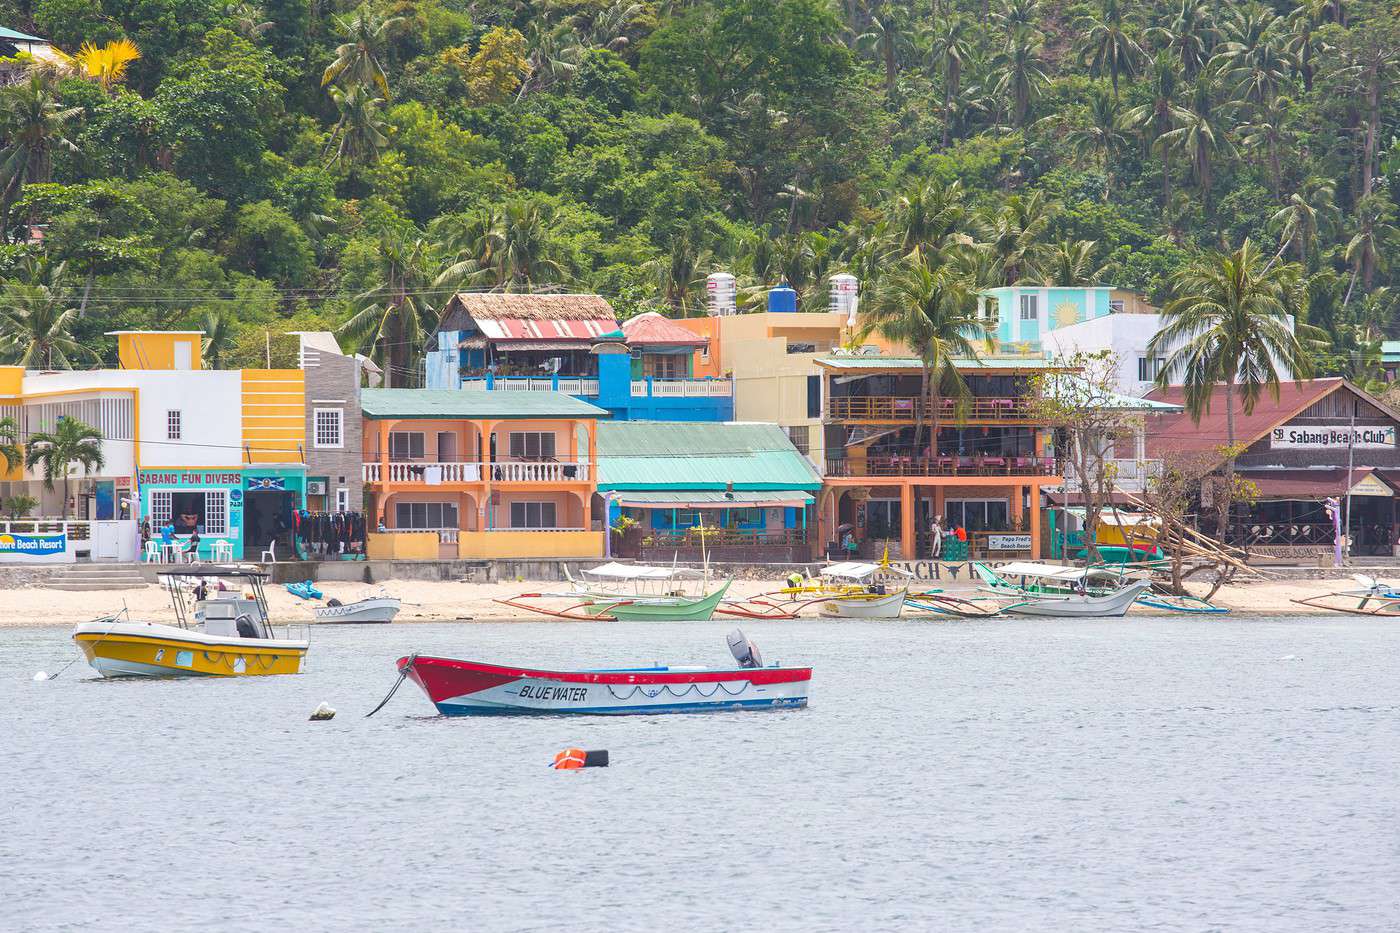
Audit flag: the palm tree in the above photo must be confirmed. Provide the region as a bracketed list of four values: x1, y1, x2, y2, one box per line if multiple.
[1120, 53, 1188, 215]
[1340, 26, 1400, 200]
[0, 281, 98, 368]
[326, 84, 389, 166]
[321, 4, 403, 99]
[1212, 4, 1294, 107]
[980, 191, 1055, 285]
[860, 248, 990, 450]
[1159, 76, 1235, 216]
[1267, 178, 1337, 270]
[1076, 0, 1145, 98]
[1236, 97, 1292, 198]
[0, 415, 20, 474]
[992, 27, 1048, 127]
[892, 178, 970, 256]
[0, 72, 81, 229]
[337, 231, 441, 386]
[1148, 239, 1311, 478]
[59, 39, 141, 92]
[1147, 0, 1219, 80]
[1065, 87, 1127, 200]
[648, 234, 712, 317]
[491, 201, 569, 289]
[24, 416, 105, 519]
[994, 0, 1040, 32]
[926, 15, 973, 145]
[858, 7, 910, 96]
[1344, 193, 1396, 304]
[201, 310, 234, 369]
[1033, 240, 1111, 286]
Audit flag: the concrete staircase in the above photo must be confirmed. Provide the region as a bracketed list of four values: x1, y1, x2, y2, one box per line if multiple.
[41, 562, 149, 592]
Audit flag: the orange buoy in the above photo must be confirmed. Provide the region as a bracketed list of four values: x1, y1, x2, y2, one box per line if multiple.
[553, 747, 587, 769]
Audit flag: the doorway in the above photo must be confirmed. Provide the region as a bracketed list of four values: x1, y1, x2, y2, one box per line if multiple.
[244, 490, 296, 559]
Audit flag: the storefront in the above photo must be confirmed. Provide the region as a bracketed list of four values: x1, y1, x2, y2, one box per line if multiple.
[242, 468, 307, 560]
[138, 468, 245, 561]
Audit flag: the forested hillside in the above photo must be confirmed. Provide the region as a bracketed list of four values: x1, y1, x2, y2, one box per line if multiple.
[0, 0, 1396, 384]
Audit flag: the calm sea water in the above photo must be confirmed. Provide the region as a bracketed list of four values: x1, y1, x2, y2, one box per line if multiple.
[5, 616, 1400, 932]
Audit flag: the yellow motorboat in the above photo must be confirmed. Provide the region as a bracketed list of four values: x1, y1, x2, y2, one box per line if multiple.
[72, 566, 308, 678]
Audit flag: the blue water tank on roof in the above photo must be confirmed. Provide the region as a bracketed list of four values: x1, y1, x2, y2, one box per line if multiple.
[768, 283, 798, 313]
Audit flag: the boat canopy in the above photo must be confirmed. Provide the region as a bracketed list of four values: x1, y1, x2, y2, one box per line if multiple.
[994, 561, 1120, 582]
[819, 561, 914, 580]
[1062, 508, 1160, 528]
[581, 562, 707, 580]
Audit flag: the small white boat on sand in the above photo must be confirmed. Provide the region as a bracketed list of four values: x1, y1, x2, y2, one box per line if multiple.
[314, 594, 402, 624]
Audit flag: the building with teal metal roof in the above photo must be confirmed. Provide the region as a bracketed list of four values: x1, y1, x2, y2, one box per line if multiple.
[596, 421, 820, 561]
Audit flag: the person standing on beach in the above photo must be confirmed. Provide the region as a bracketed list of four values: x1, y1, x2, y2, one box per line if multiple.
[930, 515, 944, 559]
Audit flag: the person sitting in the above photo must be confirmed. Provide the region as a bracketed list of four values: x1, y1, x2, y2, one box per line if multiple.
[841, 530, 858, 557]
[183, 529, 201, 561]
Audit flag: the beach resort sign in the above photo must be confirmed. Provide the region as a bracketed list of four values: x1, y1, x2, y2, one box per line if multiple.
[1271, 425, 1396, 449]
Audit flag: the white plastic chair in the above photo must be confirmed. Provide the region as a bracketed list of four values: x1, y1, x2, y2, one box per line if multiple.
[260, 540, 277, 563]
[144, 541, 160, 563]
[211, 540, 234, 562]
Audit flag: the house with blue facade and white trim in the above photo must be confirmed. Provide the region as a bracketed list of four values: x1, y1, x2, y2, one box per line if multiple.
[424, 293, 733, 422]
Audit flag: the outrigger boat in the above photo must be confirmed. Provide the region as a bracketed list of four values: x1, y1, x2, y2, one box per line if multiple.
[905, 589, 1023, 618]
[72, 565, 309, 678]
[1290, 574, 1400, 617]
[498, 562, 732, 621]
[395, 630, 810, 716]
[1136, 587, 1229, 614]
[973, 561, 1151, 618]
[732, 559, 912, 620]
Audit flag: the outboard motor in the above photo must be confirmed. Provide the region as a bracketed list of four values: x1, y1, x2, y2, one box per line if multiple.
[235, 615, 259, 639]
[727, 629, 763, 669]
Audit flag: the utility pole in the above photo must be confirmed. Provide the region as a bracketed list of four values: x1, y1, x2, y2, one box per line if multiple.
[1343, 380, 1357, 564]
[265, 329, 272, 369]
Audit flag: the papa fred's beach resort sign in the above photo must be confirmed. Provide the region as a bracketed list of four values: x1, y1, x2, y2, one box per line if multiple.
[1271, 425, 1396, 449]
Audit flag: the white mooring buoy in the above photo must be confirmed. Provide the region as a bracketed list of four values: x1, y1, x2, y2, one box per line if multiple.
[310, 701, 336, 721]
[33, 671, 49, 682]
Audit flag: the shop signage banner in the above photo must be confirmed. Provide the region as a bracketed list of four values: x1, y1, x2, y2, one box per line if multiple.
[988, 534, 1033, 550]
[246, 476, 286, 491]
[0, 532, 67, 557]
[138, 471, 241, 486]
[1271, 425, 1396, 449]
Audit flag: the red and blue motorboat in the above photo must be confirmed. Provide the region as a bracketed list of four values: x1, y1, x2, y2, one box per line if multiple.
[397, 632, 811, 716]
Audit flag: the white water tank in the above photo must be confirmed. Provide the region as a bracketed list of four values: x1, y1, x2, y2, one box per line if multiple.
[706, 272, 737, 316]
[830, 273, 859, 323]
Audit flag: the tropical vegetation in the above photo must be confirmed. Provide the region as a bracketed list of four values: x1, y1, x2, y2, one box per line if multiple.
[22, 415, 105, 517]
[0, 0, 1390, 384]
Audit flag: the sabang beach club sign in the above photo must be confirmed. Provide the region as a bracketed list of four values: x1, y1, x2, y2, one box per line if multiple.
[1271, 425, 1396, 449]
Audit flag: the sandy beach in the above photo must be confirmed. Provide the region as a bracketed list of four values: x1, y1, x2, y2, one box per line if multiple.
[0, 573, 1375, 626]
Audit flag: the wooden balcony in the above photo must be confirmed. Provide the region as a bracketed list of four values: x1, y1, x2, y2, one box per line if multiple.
[826, 396, 1036, 423]
[825, 455, 1059, 478]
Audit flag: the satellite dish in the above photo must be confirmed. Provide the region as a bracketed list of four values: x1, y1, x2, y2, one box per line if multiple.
[727, 629, 762, 669]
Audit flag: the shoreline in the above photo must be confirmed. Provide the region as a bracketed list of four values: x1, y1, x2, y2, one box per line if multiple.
[0, 575, 1375, 626]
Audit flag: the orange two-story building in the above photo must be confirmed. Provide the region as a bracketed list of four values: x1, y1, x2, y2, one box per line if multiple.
[360, 389, 607, 560]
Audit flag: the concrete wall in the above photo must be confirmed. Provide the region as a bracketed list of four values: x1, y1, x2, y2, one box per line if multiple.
[1041, 314, 1164, 397]
[302, 346, 364, 511]
[457, 529, 604, 559]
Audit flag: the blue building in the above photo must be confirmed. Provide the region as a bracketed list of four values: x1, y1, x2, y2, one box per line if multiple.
[977, 286, 1151, 352]
[424, 293, 733, 422]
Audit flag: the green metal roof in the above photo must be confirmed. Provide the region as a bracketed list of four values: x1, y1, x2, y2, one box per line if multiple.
[360, 389, 607, 420]
[613, 490, 814, 506]
[0, 27, 47, 43]
[816, 356, 1066, 371]
[597, 421, 822, 491]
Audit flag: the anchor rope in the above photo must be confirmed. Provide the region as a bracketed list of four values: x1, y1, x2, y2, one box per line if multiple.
[366, 654, 417, 717]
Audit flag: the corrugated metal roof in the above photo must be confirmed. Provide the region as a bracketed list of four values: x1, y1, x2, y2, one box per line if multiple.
[621, 312, 709, 348]
[614, 490, 814, 506]
[597, 422, 822, 491]
[816, 356, 1066, 371]
[1144, 379, 1346, 459]
[0, 27, 47, 43]
[361, 389, 607, 419]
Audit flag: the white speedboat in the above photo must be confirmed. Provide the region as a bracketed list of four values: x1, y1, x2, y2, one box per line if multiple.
[314, 594, 402, 624]
[973, 561, 1151, 618]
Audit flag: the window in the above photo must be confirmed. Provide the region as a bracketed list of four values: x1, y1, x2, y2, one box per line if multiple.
[509, 431, 556, 460]
[150, 489, 226, 535]
[395, 501, 459, 529]
[1137, 356, 1165, 382]
[149, 490, 172, 526]
[390, 431, 424, 461]
[944, 499, 1009, 532]
[336, 487, 349, 512]
[1110, 299, 1125, 314]
[203, 491, 227, 535]
[1019, 295, 1039, 320]
[314, 408, 343, 449]
[787, 425, 811, 456]
[644, 354, 684, 379]
[807, 375, 822, 418]
[166, 409, 182, 441]
[510, 501, 558, 528]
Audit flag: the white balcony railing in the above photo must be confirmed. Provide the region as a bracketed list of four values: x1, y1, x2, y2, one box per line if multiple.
[364, 461, 589, 483]
[362, 462, 482, 483]
[489, 461, 590, 482]
[460, 377, 601, 395]
[1061, 458, 1163, 492]
[634, 378, 734, 398]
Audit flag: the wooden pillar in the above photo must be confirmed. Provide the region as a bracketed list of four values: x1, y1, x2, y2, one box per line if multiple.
[900, 481, 915, 560]
[479, 418, 495, 530]
[1029, 483, 1042, 559]
[933, 485, 945, 523]
[1010, 484, 1024, 527]
[376, 420, 391, 524]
